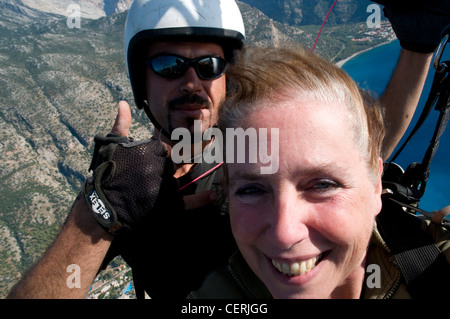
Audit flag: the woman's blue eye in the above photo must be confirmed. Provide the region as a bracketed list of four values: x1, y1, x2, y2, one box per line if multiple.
[310, 179, 340, 192]
[235, 185, 264, 196]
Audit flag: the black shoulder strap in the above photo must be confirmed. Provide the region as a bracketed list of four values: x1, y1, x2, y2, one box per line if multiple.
[376, 197, 450, 298]
[387, 31, 450, 200]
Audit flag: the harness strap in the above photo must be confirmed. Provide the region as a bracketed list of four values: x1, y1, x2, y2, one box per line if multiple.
[387, 31, 450, 201]
[388, 69, 445, 164]
[419, 83, 450, 196]
[394, 244, 441, 285]
[377, 197, 450, 298]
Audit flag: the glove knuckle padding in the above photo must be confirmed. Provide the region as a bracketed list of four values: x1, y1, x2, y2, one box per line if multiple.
[84, 138, 175, 234]
[89, 133, 130, 172]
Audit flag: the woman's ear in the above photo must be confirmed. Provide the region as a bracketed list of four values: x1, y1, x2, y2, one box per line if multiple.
[373, 157, 384, 217]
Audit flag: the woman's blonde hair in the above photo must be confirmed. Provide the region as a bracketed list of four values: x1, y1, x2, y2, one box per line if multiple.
[220, 45, 386, 180]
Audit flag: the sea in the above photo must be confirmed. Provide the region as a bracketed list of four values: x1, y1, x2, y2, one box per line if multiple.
[341, 40, 449, 213]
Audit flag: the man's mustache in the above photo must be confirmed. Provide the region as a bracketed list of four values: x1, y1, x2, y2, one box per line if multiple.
[168, 94, 211, 110]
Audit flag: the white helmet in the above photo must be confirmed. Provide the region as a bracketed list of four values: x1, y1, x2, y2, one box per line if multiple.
[124, 0, 246, 112]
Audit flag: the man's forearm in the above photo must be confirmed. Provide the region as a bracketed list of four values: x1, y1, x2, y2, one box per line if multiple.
[381, 49, 433, 159]
[7, 195, 113, 299]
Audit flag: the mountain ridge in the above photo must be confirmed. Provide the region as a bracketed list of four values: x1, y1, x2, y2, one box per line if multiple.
[17, 0, 374, 25]
[21, 0, 133, 19]
[241, 0, 371, 26]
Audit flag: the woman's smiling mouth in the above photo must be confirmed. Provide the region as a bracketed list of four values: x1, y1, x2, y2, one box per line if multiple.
[271, 253, 323, 277]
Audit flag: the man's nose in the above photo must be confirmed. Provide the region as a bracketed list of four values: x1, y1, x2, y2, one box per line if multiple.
[180, 66, 203, 93]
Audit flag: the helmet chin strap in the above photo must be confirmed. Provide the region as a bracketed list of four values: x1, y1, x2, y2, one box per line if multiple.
[143, 103, 172, 139]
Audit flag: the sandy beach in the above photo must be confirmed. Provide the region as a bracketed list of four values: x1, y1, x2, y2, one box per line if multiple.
[335, 39, 396, 68]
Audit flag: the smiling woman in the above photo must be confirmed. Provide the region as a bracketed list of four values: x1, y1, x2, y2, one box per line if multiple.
[186, 44, 450, 299]
[221, 45, 384, 299]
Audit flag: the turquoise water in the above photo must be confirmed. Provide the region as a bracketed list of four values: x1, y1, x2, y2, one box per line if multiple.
[124, 282, 133, 293]
[342, 40, 449, 212]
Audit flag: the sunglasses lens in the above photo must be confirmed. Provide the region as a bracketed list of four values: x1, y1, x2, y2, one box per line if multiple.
[196, 57, 227, 79]
[150, 56, 185, 78]
[148, 56, 227, 80]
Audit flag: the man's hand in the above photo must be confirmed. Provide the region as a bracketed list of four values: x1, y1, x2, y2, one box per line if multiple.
[84, 136, 179, 234]
[111, 101, 132, 137]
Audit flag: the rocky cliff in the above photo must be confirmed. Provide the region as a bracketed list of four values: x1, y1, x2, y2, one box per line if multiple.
[21, 0, 133, 19]
[241, 0, 372, 26]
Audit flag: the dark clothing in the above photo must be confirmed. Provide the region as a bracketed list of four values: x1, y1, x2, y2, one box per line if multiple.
[102, 160, 237, 299]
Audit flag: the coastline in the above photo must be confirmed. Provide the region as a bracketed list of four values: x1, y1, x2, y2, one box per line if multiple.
[335, 38, 396, 68]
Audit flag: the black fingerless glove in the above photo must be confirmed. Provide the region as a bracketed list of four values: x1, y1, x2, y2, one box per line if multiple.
[372, 0, 450, 53]
[84, 135, 184, 234]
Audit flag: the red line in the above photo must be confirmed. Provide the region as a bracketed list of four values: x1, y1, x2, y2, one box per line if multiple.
[312, 0, 339, 52]
[178, 162, 224, 191]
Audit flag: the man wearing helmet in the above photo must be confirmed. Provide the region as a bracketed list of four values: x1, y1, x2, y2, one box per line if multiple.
[7, 0, 449, 299]
[123, 0, 245, 137]
[8, 0, 247, 300]
[96, 0, 246, 299]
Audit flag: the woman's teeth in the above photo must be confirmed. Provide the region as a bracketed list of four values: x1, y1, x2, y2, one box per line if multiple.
[272, 254, 322, 277]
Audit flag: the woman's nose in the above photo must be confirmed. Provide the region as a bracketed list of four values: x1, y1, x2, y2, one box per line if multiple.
[268, 190, 309, 250]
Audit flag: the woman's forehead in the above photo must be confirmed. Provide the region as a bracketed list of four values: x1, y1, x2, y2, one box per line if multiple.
[228, 101, 362, 170]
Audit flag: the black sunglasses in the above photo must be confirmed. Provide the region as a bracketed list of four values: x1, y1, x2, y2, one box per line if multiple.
[146, 55, 228, 80]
